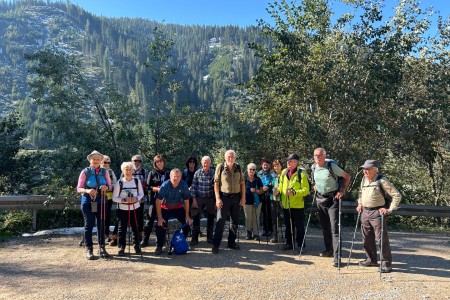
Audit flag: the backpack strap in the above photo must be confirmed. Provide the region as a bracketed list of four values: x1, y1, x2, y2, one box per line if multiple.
[119, 179, 123, 194]
[375, 174, 387, 199]
[326, 161, 338, 181]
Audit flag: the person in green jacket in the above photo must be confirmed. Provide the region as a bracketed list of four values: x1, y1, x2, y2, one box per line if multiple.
[273, 154, 310, 252]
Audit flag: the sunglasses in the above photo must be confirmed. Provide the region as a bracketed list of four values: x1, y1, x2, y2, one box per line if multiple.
[249, 169, 256, 171]
[103, 162, 111, 164]
[133, 160, 142, 163]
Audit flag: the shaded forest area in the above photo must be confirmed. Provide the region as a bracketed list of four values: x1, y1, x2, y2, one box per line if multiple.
[0, 0, 448, 229]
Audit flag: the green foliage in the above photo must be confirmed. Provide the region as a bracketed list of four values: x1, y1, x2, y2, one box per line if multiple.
[36, 209, 84, 230]
[0, 210, 32, 235]
[0, 112, 24, 194]
[241, 0, 449, 215]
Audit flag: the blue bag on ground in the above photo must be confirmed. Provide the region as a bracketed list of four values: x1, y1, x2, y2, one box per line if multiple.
[169, 223, 190, 255]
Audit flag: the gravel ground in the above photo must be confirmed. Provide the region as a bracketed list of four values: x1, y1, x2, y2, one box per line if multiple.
[0, 227, 449, 300]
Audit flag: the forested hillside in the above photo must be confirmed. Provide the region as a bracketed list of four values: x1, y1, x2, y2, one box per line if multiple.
[0, 0, 262, 148]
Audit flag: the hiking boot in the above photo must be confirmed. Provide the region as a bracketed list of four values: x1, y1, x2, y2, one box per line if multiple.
[109, 234, 117, 246]
[207, 237, 214, 244]
[140, 237, 149, 248]
[358, 259, 378, 267]
[254, 235, 260, 241]
[245, 231, 253, 240]
[99, 247, 110, 258]
[212, 246, 219, 254]
[154, 246, 163, 255]
[134, 245, 142, 254]
[333, 259, 341, 267]
[319, 250, 333, 257]
[86, 247, 94, 260]
[190, 239, 199, 246]
[281, 244, 293, 251]
[228, 243, 240, 250]
[270, 235, 278, 243]
[381, 266, 392, 273]
[118, 247, 125, 256]
[261, 231, 269, 237]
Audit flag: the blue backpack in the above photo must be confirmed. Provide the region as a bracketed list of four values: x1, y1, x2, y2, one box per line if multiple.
[169, 223, 190, 255]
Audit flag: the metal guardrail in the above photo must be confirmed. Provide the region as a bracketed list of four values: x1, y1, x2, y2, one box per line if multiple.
[1, 196, 449, 231]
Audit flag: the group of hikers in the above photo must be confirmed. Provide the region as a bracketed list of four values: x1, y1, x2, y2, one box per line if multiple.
[77, 148, 401, 273]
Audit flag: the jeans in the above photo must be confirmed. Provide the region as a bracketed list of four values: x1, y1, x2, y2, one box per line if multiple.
[81, 199, 106, 249]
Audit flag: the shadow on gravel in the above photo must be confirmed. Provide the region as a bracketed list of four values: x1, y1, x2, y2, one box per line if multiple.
[392, 252, 450, 279]
[109, 242, 314, 270]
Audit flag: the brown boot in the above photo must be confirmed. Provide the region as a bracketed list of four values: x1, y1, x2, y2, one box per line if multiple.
[109, 234, 117, 246]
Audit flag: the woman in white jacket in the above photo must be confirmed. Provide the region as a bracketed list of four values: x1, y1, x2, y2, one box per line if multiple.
[113, 161, 144, 255]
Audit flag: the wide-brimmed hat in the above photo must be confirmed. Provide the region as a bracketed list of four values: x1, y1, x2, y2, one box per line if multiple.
[360, 159, 380, 169]
[87, 150, 104, 161]
[286, 154, 300, 161]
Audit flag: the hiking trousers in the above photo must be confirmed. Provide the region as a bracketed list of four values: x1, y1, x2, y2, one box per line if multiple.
[361, 208, 392, 266]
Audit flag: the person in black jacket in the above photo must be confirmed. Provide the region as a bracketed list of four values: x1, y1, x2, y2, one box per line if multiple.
[140, 155, 170, 247]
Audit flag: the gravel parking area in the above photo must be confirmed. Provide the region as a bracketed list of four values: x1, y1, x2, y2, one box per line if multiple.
[0, 227, 449, 299]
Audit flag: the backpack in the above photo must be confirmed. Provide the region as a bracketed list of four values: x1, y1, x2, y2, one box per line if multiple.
[168, 223, 190, 255]
[373, 174, 392, 209]
[311, 159, 347, 190]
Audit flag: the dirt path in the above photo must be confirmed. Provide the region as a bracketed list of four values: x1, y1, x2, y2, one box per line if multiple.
[0, 227, 449, 300]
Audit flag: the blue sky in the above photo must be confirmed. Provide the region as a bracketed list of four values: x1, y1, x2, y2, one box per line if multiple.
[61, 0, 448, 28]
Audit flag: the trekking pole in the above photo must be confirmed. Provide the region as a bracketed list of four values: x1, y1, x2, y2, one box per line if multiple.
[253, 202, 260, 244]
[99, 190, 106, 256]
[338, 197, 342, 273]
[265, 191, 269, 245]
[237, 205, 241, 242]
[346, 211, 361, 268]
[379, 214, 384, 280]
[132, 202, 144, 260]
[287, 194, 295, 255]
[299, 190, 317, 258]
[127, 199, 131, 259]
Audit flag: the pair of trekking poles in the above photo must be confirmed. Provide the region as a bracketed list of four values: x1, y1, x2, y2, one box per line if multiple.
[125, 192, 143, 260]
[80, 189, 109, 256]
[300, 191, 385, 278]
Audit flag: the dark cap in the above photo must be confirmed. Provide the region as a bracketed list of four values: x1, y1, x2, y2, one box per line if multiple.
[286, 154, 300, 161]
[360, 159, 380, 169]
